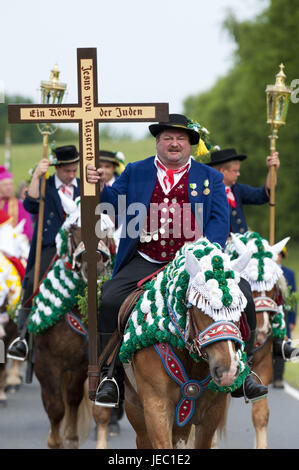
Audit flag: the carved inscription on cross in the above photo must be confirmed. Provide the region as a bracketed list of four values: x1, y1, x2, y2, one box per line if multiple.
[8, 47, 169, 399]
[8, 48, 169, 196]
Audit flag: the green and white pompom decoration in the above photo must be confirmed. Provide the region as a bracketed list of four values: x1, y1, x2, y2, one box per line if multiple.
[120, 238, 251, 392]
[226, 232, 290, 292]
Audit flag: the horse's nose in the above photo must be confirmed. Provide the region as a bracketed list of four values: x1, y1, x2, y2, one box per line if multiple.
[213, 366, 223, 381]
[212, 364, 240, 387]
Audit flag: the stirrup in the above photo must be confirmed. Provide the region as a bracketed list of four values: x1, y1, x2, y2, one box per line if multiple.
[7, 337, 29, 361]
[94, 376, 120, 408]
[243, 371, 268, 404]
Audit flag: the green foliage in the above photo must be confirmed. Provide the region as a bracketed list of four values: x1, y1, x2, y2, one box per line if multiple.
[77, 273, 111, 325]
[184, 0, 299, 242]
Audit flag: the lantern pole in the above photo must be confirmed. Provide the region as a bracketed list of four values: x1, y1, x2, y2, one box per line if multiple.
[26, 66, 66, 383]
[33, 65, 66, 291]
[265, 64, 291, 245]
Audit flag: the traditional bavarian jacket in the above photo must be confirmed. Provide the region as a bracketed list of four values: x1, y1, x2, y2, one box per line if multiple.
[136, 171, 199, 262]
[101, 156, 229, 276]
[230, 183, 269, 234]
[23, 175, 80, 282]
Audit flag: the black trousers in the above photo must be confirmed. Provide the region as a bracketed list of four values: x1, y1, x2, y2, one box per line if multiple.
[98, 253, 256, 335]
[17, 245, 57, 333]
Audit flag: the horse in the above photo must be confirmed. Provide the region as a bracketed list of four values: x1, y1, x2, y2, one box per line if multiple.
[0, 219, 27, 405]
[226, 231, 290, 449]
[93, 238, 253, 449]
[27, 196, 114, 448]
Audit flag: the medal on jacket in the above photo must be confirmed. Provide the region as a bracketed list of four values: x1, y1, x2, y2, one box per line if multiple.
[203, 179, 210, 195]
[190, 183, 198, 197]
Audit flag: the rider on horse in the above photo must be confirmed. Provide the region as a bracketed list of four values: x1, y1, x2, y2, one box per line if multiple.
[7, 145, 81, 361]
[87, 113, 267, 408]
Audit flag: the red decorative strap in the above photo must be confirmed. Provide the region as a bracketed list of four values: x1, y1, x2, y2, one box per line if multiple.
[154, 343, 211, 427]
[6, 256, 25, 281]
[195, 321, 243, 350]
[65, 312, 87, 336]
[137, 264, 167, 288]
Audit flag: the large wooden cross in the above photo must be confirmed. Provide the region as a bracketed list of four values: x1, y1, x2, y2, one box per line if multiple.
[8, 48, 169, 398]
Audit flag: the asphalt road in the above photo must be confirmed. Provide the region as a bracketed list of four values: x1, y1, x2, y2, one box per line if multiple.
[1, 371, 299, 450]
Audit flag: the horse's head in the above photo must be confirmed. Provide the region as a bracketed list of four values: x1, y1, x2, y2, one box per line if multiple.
[227, 232, 290, 348]
[57, 193, 113, 283]
[184, 248, 251, 388]
[71, 227, 113, 283]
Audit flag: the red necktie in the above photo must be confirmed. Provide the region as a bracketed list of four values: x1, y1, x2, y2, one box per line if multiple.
[156, 160, 189, 190]
[225, 186, 236, 208]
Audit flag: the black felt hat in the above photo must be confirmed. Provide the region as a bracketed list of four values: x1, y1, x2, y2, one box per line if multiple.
[53, 145, 79, 165]
[207, 148, 247, 166]
[99, 150, 119, 166]
[149, 113, 200, 145]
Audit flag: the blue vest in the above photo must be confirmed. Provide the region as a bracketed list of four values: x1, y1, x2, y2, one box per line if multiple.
[230, 183, 269, 233]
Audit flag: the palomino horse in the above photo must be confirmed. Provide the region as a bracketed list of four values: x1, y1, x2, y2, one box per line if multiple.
[226, 231, 290, 449]
[27, 196, 114, 448]
[93, 238, 253, 449]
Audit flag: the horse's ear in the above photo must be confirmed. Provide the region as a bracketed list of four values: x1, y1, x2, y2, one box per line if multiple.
[230, 233, 247, 255]
[14, 219, 25, 235]
[270, 237, 290, 258]
[185, 251, 201, 279]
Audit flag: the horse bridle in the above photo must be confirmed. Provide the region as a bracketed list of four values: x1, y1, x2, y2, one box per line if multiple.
[254, 294, 278, 316]
[70, 239, 111, 271]
[253, 291, 279, 351]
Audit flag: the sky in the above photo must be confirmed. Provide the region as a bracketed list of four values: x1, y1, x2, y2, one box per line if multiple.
[1, 0, 267, 138]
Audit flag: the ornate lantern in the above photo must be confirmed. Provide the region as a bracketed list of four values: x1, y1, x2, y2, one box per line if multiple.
[265, 64, 291, 245]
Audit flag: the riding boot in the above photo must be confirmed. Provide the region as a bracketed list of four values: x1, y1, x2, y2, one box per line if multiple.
[272, 338, 299, 361]
[7, 307, 31, 361]
[231, 329, 268, 402]
[94, 332, 123, 408]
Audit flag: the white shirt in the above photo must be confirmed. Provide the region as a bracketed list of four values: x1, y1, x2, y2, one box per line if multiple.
[55, 174, 77, 201]
[138, 156, 192, 264]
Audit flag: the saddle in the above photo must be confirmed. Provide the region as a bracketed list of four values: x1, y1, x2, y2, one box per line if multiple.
[99, 265, 167, 373]
[118, 286, 145, 335]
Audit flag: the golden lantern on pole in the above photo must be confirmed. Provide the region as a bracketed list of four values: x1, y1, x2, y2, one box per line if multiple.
[33, 65, 66, 292]
[265, 64, 291, 245]
[25, 66, 67, 383]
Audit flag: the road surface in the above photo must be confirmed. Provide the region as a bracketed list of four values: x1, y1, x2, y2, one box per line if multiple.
[0, 372, 299, 449]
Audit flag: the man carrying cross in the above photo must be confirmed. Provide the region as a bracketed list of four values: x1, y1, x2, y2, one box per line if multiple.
[87, 113, 268, 407]
[7, 145, 80, 360]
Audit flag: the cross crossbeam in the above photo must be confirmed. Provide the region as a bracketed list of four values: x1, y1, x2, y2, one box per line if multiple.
[8, 47, 169, 399]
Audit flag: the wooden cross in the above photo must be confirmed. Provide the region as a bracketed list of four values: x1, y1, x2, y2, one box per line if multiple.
[8, 47, 169, 399]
